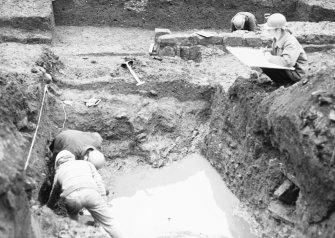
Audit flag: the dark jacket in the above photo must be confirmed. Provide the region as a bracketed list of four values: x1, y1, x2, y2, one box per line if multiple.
[51, 130, 103, 160]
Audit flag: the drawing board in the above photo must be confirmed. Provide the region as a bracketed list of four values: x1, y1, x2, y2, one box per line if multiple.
[226, 46, 295, 70]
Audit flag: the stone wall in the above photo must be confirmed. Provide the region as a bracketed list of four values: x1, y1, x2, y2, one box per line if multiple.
[154, 21, 335, 61]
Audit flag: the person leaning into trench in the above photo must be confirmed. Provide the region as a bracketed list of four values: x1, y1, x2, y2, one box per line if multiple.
[259, 13, 308, 86]
[47, 150, 123, 238]
[39, 130, 107, 209]
[50, 129, 106, 169]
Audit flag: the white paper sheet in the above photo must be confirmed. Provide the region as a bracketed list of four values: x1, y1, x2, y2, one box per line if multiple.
[226, 46, 295, 70]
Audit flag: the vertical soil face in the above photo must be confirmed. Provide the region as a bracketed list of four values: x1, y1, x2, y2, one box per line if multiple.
[52, 0, 299, 29]
[0, 45, 64, 238]
[202, 56, 335, 237]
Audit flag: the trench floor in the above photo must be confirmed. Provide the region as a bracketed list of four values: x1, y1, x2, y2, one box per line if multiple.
[99, 153, 258, 238]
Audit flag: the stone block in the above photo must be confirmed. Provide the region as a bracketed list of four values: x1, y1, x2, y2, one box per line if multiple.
[159, 46, 175, 57]
[188, 34, 202, 45]
[154, 28, 171, 43]
[158, 33, 191, 47]
[190, 32, 223, 46]
[274, 179, 300, 205]
[225, 36, 243, 47]
[243, 34, 262, 47]
[179, 46, 190, 60]
[189, 46, 202, 62]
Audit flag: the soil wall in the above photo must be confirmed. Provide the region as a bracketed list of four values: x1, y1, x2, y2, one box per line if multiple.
[0, 45, 63, 238]
[52, 0, 297, 29]
[202, 62, 335, 237]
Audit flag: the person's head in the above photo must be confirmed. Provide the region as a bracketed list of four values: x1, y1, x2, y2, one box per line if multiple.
[263, 13, 287, 39]
[84, 149, 106, 170]
[55, 150, 75, 169]
[232, 14, 246, 30]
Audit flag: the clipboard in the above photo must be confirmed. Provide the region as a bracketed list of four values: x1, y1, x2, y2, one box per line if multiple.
[226, 46, 295, 70]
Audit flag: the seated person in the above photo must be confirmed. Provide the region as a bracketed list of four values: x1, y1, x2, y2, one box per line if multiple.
[231, 12, 257, 32]
[50, 129, 105, 169]
[261, 13, 308, 85]
[47, 150, 122, 238]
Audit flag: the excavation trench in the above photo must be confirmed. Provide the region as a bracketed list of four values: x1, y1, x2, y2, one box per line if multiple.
[38, 76, 258, 237]
[27, 25, 263, 237]
[27, 25, 335, 238]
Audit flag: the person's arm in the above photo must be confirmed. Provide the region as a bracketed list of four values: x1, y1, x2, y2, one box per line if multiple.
[89, 163, 107, 201]
[248, 15, 257, 31]
[46, 174, 61, 209]
[268, 41, 300, 67]
[230, 19, 236, 32]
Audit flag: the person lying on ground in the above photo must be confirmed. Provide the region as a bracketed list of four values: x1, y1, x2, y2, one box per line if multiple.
[50, 129, 106, 170]
[261, 13, 307, 86]
[231, 12, 257, 32]
[47, 150, 122, 238]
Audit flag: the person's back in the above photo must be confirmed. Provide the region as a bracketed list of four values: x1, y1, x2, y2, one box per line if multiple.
[52, 129, 103, 160]
[231, 12, 257, 32]
[56, 160, 100, 196]
[47, 151, 122, 238]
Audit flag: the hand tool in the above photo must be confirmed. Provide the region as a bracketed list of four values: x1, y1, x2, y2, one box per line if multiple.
[121, 60, 145, 86]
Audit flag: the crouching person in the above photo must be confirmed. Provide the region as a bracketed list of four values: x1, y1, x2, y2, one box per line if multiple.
[47, 150, 122, 238]
[261, 13, 308, 86]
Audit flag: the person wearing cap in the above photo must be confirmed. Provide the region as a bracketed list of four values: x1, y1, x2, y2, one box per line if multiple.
[47, 150, 122, 238]
[231, 12, 257, 32]
[50, 129, 106, 170]
[261, 13, 307, 85]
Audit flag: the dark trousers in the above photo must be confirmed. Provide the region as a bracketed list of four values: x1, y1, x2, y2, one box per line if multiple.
[261, 68, 300, 85]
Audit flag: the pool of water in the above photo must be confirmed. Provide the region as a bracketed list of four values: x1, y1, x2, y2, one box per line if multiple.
[106, 153, 258, 238]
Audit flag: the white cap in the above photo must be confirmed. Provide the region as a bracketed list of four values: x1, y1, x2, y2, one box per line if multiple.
[55, 150, 75, 169]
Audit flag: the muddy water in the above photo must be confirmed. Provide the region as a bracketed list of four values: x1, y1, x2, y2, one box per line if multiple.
[107, 154, 258, 238]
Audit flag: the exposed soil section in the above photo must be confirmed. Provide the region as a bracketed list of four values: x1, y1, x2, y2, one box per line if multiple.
[52, 0, 295, 29]
[52, 0, 335, 30]
[202, 50, 335, 237]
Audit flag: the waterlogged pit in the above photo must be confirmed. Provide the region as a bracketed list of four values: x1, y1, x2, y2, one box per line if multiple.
[100, 154, 257, 238]
[33, 26, 261, 237]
